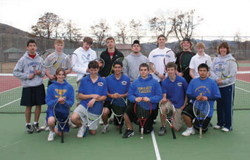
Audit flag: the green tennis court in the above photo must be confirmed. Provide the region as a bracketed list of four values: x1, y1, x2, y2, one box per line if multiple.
[0, 67, 250, 160]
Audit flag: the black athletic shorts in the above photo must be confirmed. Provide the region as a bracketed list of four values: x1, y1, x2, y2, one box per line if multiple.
[182, 102, 211, 132]
[21, 84, 46, 106]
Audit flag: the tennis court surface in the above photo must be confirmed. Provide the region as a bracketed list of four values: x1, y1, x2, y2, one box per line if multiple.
[0, 62, 250, 160]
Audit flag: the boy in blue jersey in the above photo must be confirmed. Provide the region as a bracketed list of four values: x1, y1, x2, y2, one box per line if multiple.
[71, 61, 107, 138]
[158, 62, 188, 136]
[101, 61, 131, 133]
[181, 63, 221, 136]
[122, 63, 162, 138]
[45, 68, 75, 141]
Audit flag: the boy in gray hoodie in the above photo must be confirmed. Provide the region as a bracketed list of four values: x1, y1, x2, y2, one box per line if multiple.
[13, 39, 46, 134]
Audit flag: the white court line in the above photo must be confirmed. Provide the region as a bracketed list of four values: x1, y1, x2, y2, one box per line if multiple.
[0, 98, 21, 109]
[0, 86, 22, 94]
[151, 131, 161, 160]
[235, 86, 250, 93]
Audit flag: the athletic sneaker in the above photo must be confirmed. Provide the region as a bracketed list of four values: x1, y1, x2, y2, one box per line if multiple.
[158, 126, 167, 136]
[102, 125, 109, 134]
[26, 124, 34, 134]
[221, 127, 229, 132]
[122, 129, 134, 138]
[33, 123, 40, 132]
[213, 125, 222, 129]
[40, 121, 48, 130]
[77, 124, 86, 138]
[48, 131, 55, 141]
[182, 127, 195, 136]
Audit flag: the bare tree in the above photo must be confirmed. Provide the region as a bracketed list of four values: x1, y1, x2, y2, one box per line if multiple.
[169, 9, 203, 41]
[63, 20, 83, 42]
[31, 12, 62, 38]
[90, 19, 110, 47]
[115, 20, 128, 44]
[129, 19, 144, 40]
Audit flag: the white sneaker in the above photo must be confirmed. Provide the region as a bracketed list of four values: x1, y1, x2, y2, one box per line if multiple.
[45, 126, 50, 131]
[102, 125, 109, 134]
[182, 127, 195, 136]
[213, 125, 221, 129]
[99, 118, 104, 125]
[221, 127, 229, 132]
[77, 124, 86, 138]
[48, 131, 55, 141]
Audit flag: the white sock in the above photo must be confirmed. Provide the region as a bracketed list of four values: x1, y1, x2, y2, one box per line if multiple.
[26, 123, 31, 126]
[33, 122, 38, 125]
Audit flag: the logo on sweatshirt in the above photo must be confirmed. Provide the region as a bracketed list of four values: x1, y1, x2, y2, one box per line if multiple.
[98, 82, 104, 86]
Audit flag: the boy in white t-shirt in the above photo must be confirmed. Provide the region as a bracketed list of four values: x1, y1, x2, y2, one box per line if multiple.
[189, 42, 212, 78]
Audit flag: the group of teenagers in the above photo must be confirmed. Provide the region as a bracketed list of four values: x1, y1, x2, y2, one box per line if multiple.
[13, 34, 237, 141]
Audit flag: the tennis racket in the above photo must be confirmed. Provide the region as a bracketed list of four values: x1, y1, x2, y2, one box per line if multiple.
[160, 102, 176, 139]
[149, 62, 157, 75]
[39, 49, 57, 68]
[94, 57, 105, 70]
[179, 51, 194, 73]
[60, 53, 78, 70]
[163, 50, 173, 74]
[220, 59, 239, 80]
[82, 104, 103, 137]
[53, 88, 71, 143]
[193, 100, 210, 138]
[134, 101, 152, 139]
[110, 97, 127, 134]
[109, 57, 127, 75]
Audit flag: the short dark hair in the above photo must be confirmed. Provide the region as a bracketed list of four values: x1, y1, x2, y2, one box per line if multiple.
[198, 63, 209, 71]
[27, 39, 36, 47]
[139, 63, 149, 71]
[83, 37, 93, 45]
[106, 37, 115, 42]
[88, 60, 99, 69]
[166, 62, 176, 70]
[113, 60, 123, 67]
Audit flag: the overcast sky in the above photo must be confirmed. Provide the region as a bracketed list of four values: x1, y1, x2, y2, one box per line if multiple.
[0, 0, 249, 37]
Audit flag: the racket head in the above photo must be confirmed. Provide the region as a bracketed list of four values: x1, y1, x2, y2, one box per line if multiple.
[179, 51, 194, 73]
[110, 57, 127, 75]
[134, 101, 152, 120]
[61, 53, 78, 69]
[94, 58, 105, 70]
[110, 97, 127, 116]
[53, 101, 71, 132]
[149, 62, 156, 74]
[220, 59, 239, 79]
[160, 101, 176, 120]
[193, 100, 210, 121]
[40, 49, 57, 68]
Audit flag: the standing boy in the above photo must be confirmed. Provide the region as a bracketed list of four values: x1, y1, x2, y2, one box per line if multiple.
[13, 39, 46, 133]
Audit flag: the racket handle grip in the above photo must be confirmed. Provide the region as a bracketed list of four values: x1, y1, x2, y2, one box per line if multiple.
[199, 127, 202, 139]
[171, 128, 176, 139]
[83, 127, 89, 137]
[61, 130, 64, 143]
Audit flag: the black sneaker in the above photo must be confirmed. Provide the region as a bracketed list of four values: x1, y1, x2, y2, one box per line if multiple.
[33, 123, 40, 132]
[122, 129, 134, 138]
[26, 124, 34, 134]
[158, 126, 166, 136]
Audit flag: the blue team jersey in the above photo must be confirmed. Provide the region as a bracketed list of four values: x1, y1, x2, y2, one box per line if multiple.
[187, 77, 221, 117]
[128, 74, 162, 110]
[106, 74, 131, 101]
[161, 75, 188, 109]
[78, 75, 107, 115]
